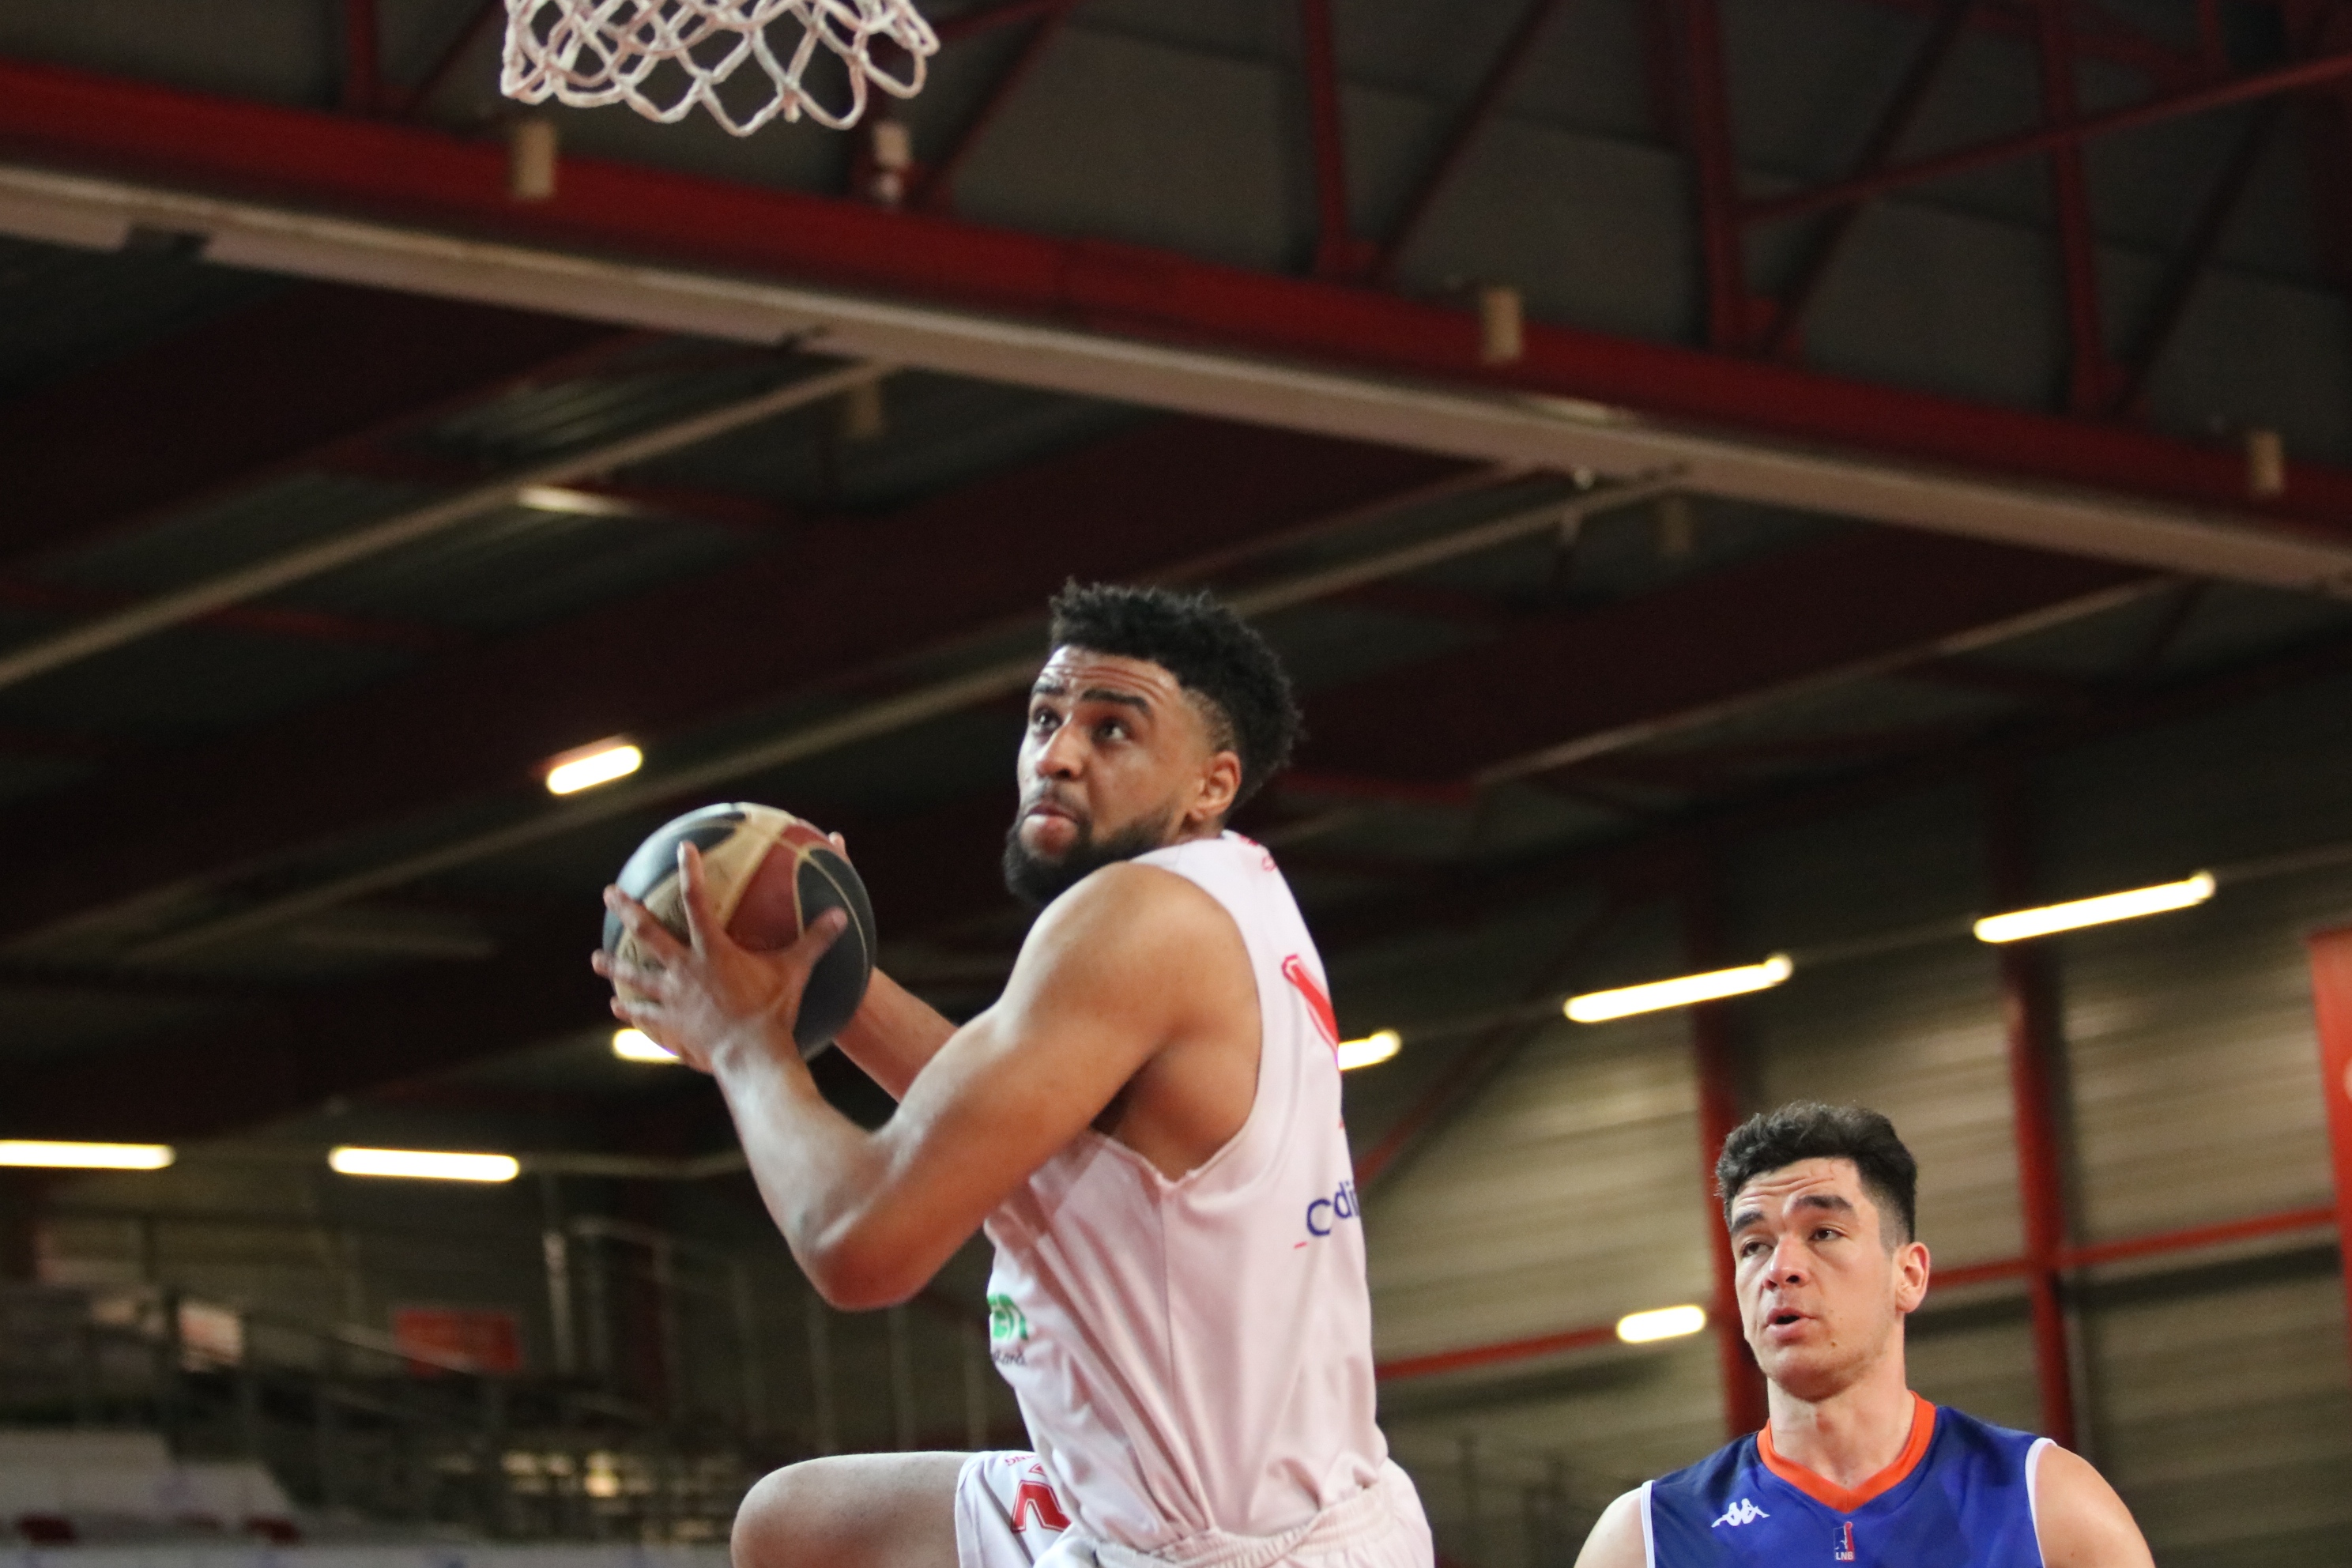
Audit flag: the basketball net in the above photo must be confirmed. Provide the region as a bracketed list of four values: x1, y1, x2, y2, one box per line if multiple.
[502, 0, 939, 135]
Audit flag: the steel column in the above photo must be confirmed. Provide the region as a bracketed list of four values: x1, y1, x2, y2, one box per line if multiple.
[1686, 869, 1770, 1438]
[2305, 924, 2352, 1392]
[1986, 770, 2079, 1446]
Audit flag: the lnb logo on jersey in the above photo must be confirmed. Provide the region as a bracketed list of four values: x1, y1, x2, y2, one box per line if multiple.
[1710, 1498, 1768, 1528]
[1305, 1179, 1361, 1238]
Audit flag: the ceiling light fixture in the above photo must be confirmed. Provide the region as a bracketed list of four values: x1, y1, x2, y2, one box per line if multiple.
[516, 484, 639, 518]
[1566, 956, 1793, 1023]
[1973, 872, 2215, 944]
[0, 1140, 175, 1170]
[328, 1147, 522, 1182]
[612, 1027, 680, 1064]
[544, 741, 643, 796]
[1335, 1030, 1400, 1071]
[1616, 1304, 1708, 1344]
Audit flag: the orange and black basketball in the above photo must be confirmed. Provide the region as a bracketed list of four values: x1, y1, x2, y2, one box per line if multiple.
[603, 803, 876, 1056]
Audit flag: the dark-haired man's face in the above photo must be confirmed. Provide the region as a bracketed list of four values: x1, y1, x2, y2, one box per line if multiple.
[1004, 646, 1242, 907]
[1727, 1157, 1930, 1404]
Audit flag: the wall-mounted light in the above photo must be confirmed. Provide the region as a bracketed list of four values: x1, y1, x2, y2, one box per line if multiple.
[1973, 872, 2214, 944]
[1336, 1030, 1400, 1071]
[1566, 956, 1793, 1023]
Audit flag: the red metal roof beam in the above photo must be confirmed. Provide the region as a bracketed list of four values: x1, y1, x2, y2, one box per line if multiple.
[1743, 43, 2352, 227]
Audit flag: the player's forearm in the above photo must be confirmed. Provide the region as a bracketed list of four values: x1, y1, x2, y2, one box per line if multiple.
[710, 1035, 938, 1309]
[831, 970, 956, 1099]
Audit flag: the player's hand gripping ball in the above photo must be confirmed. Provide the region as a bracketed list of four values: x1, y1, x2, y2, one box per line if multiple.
[602, 803, 877, 1057]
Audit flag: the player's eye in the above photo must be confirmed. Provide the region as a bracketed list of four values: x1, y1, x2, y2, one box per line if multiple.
[1096, 720, 1126, 741]
[1029, 707, 1059, 733]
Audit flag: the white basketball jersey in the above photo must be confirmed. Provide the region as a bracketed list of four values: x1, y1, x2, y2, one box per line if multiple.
[982, 832, 1390, 1551]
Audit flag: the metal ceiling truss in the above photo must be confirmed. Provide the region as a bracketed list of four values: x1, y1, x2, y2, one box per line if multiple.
[1, 58, 2350, 595]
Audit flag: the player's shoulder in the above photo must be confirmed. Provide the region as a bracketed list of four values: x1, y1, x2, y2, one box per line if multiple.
[1572, 1487, 1648, 1568]
[2028, 1444, 2155, 1568]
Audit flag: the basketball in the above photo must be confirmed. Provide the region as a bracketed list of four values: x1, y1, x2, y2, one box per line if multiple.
[602, 803, 877, 1056]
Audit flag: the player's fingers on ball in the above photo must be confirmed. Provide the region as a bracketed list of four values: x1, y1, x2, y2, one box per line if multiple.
[604, 887, 685, 959]
[787, 906, 850, 966]
[675, 842, 722, 955]
[606, 958, 673, 997]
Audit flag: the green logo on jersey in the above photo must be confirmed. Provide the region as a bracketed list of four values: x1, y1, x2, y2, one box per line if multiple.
[987, 1292, 1028, 1344]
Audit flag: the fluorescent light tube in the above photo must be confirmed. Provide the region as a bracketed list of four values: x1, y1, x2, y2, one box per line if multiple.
[328, 1147, 521, 1182]
[612, 1027, 680, 1064]
[545, 741, 642, 795]
[0, 1140, 174, 1170]
[1617, 1304, 1708, 1344]
[1566, 956, 1793, 1023]
[1336, 1030, 1400, 1071]
[1973, 873, 2214, 944]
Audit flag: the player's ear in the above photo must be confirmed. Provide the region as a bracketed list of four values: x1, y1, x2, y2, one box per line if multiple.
[1193, 748, 1242, 827]
[1893, 1239, 1930, 1313]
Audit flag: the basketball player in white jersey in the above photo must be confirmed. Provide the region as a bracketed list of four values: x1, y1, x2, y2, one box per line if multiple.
[596, 582, 1431, 1568]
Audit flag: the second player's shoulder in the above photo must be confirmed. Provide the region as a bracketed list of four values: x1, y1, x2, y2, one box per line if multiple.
[2029, 1445, 2154, 1568]
[1572, 1487, 1648, 1568]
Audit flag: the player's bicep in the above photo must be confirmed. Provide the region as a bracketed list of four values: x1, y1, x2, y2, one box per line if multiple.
[2033, 1446, 2154, 1568]
[850, 870, 1219, 1251]
[1572, 1490, 1647, 1568]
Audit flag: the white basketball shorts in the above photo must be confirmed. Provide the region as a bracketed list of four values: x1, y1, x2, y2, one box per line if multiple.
[953, 1453, 1434, 1568]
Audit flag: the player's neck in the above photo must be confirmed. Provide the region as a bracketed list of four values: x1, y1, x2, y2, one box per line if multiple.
[1762, 1348, 1917, 1491]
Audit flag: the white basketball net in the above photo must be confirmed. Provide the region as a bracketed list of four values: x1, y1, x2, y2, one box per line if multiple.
[502, 0, 939, 135]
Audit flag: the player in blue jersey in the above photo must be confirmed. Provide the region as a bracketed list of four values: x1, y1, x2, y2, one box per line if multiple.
[1574, 1102, 2152, 1567]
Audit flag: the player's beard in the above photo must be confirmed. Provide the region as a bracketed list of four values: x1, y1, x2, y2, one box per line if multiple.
[1002, 797, 1183, 908]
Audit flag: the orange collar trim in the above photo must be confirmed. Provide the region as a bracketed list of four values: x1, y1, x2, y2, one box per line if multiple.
[1758, 1393, 1937, 1513]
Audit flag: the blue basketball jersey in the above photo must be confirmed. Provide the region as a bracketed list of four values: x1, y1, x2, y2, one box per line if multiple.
[1644, 1397, 2051, 1566]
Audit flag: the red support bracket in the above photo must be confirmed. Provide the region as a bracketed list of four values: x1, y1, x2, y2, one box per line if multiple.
[342, 0, 382, 114]
[915, 0, 1076, 211]
[1674, 0, 1758, 351]
[2306, 925, 2352, 1397]
[1764, 0, 1975, 360]
[1743, 44, 2352, 228]
[2034, 0, 2115, 413]
[1373, 0, 1574, 283]
[1298, 0, 1374, 278]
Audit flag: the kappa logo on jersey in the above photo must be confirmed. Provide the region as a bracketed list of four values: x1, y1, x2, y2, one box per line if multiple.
[1305, 1178, 1360, 1238]
[1281, 953, 1340, 1056]
[1833, 1521, 1856, 1562]
[1711, 1498, 1769, 1528]
[1010, 1463, 1071, 1534]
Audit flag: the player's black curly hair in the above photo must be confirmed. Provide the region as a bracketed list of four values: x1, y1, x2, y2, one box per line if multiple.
[1716, 1102, 1919, 1246]
[1046, 581, 1302, 814]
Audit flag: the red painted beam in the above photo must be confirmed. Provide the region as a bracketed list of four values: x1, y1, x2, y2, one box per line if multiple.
[0, 420, 1468, 945]
[2034, 0, 2114, 415]
[1298, 0, 1368, 278]
[1298, 530, 2143, 785]
[1766, 0, 1977, 360]
[915, 0, 1077, 212]
[0, 56, 2345, 535]
[2308, 924, 2352, 1390]
[1675, 0, 1752, 351]
[1374, 1321, 1616, 1382]
[1747, 43, 2352, 228]
[1373, 0, 1572, 281]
